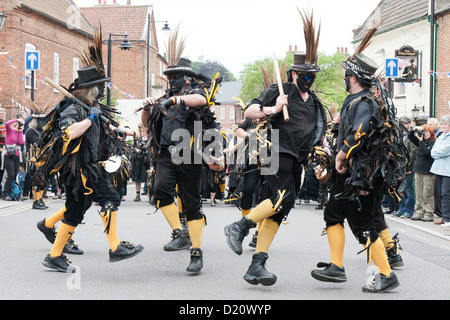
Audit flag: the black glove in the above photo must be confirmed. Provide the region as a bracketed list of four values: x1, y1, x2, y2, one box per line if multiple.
[115, 129, 126, 138]
[159, 97, 178, 113]
[88, 106, 102, 123]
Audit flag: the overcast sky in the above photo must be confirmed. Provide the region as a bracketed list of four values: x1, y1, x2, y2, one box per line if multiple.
[74, 0, 381, 76]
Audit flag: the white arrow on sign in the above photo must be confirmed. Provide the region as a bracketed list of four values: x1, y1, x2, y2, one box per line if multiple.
[28, 53, 37, 69]
[387, 60, 397, 75]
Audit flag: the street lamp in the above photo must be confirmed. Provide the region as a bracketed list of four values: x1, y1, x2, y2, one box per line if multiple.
[107, 33, 133, 107]
[0, 13, 7, 32]
[411, 104, 425, 121]
[146, 14, 170, 97]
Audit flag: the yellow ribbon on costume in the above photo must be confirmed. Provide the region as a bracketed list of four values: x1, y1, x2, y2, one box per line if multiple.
[62, 129, 72, 155]
[80, 169, 93, 195]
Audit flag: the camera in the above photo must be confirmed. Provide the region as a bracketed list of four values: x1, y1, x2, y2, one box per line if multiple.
[416, 130, 424, 138]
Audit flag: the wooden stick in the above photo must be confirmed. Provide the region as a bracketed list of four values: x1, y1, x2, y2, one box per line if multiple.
[44, 77, 109, 124]
[273, 58, 290, 122]
[134, 93, 167, 113]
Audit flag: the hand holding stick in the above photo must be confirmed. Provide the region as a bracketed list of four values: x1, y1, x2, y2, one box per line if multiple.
[273, 58, 290, 122]
[134, 93, 167, 113]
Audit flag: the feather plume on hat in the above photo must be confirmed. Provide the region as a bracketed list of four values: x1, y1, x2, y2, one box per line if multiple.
[348, 20, 380, 61]
[298, 8, 321, 66]
[79, 24, 106, 75]
[21, 95, 59, 117]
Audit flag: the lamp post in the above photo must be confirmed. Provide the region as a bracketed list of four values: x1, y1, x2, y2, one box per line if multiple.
[146, 14, 170, 97]
[107, 33, 133, 107]
[0, 13, 7, 32]
[411, 104, 425, 121]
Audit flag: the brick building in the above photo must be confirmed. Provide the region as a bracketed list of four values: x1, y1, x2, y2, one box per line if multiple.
[80, 1, 168, 102]
[0, 0, 94, 118]
[435, 2, 450, 118]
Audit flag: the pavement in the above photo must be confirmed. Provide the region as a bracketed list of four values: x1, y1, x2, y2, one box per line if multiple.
[2, 191, 450, 241]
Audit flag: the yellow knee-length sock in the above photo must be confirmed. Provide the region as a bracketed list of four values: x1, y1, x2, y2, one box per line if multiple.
[160, 203, 182, 231]
[379, 228, 395, 250]
[45, 206, 66, 228]
[241, 208, 251, 217]
[177, 196, 183, 214]
[255, 219, 279, 253]
[50, 223, 75, 257]
[247, 199, 276, 223]
[327, 224, 345, 268]
[369, 238, 392, 277]
[101, 210, 120, 251]
[187, 219, 203, 248]
[33, 189, 44, 201]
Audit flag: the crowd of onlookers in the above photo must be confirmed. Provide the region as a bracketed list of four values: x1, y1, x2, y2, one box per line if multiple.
[1, 105, 450, 229]
[385, 115, 450, 228]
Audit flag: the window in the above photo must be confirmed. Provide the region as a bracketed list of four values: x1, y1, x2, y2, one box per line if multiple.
[25, 43, 37, 89]
[73, 58, 79, 80]
[229, 106, 235, 121]
[54, 53, 60, 92]
[395, 82, 406, 97]
[221, 107, 226, 120]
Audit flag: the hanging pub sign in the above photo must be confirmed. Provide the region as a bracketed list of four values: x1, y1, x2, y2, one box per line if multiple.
[395, 45, 419, 81]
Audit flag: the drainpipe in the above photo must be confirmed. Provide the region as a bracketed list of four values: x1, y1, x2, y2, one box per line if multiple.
[429, 0, 435, 118]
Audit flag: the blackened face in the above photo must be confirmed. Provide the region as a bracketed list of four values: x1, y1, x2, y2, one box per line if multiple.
[168, 74, 187, 94]
[296, 72, 316, 92]
[96, 83, 106, 100]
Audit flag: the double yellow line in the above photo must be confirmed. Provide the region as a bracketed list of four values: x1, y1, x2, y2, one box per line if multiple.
[0, 200, 58, 217]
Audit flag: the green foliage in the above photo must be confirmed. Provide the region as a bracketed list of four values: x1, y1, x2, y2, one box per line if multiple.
[238, 51, 347, 112]
[192, 56, 236, 82]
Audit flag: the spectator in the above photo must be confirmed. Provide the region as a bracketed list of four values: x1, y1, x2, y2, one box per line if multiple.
[430, 115, 450, 227]
[394, 116, 417, 218]
[407, 124, 436, 221]
[428, 117, 444, 219]
[131, 124, 149, 202]
[0, 107, 6, 196]
[2, 115, 25, 200]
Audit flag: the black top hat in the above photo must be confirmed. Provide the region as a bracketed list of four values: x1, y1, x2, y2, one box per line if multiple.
[163, 58, 197, 77]
[289, 52, 321, 73]
[76, 66, 110, 88]
[342, 53, 378, 85]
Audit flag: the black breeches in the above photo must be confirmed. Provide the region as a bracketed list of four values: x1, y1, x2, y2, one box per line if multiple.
[63, 171, 121, 227]
[323, 172, 382, 244]
[154, 150, 203, 221]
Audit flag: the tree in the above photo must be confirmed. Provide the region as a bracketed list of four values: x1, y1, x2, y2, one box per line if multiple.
[192, 57, 236, 82]
[238, 51, 347, 114]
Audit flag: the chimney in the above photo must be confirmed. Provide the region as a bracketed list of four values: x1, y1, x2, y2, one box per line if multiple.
[127, 0, 131, 4]
[294, 45, 298, 52]
[289, 45, 292, 52]
[98, 0, 101, 4]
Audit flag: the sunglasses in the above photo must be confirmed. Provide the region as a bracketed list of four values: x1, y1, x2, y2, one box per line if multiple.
[296, 73, 316, 81]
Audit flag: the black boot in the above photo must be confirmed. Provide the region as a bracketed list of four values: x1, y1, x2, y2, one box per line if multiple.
[42, 254, 76, 273]
[224, 216, 256, 255]
[109, 241, 144, 262]
[311, 262, 347, 283]
[243, 252, 277, 286]
[386, 234, 404, 268]
[164, 228, 190, 251]
[37, 219, 56, 243]
[38, 199, 49, 208]
[186, 248, 203, 273]
[63, 239, 84, 255]
[33, 201, 47, 210]
[362, 272, 400, 293]
[248, 231, 258, 248]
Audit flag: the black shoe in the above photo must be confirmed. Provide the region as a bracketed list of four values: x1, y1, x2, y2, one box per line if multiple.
[63, 239, 84, 255]
[42, 254, 76, 273]
[224, 216, 256, 255]
[37, 219, 56, 244]
[248, 231, 258, 248]
[386, 233, 404, 268]
[311, 262, 347, 283]
[32, 201, 47, 210]
[362, 272, 400, 293]
[243, 252, 277, 286]
[164, 228, 190, 251]
[109, 241, 144, 262]
[186, 248, 203, 273]
[38, 199, 49, 208]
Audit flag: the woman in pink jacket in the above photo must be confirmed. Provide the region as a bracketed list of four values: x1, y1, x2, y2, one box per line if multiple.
[2, 117, 25, 200]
